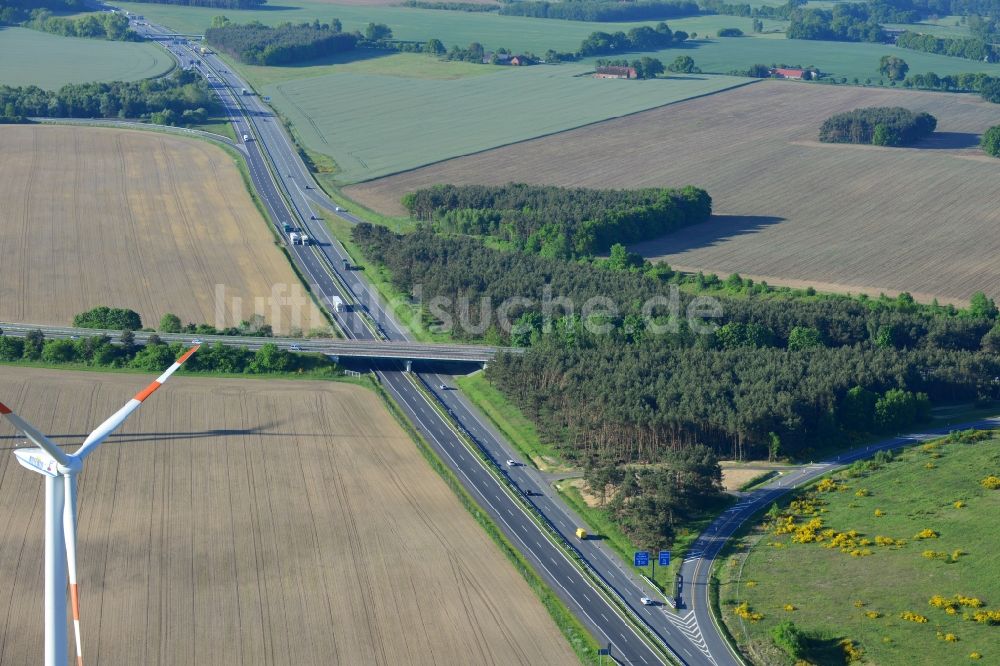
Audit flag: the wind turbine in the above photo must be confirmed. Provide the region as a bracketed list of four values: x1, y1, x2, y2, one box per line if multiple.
[0, 345, 199, 666]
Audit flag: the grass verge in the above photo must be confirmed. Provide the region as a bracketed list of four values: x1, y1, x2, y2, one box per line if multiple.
[454, 371, 569, 473]
[366, 375, 600, 665]
[717, 430, 1000, 665]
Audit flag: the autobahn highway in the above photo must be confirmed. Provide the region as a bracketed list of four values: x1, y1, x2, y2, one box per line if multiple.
[132, 21, 691, 666]
[0, 322, 510, 363]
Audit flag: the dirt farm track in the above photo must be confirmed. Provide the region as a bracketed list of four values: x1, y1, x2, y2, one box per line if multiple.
[0, 368, 576, 665]
[0, 125, 307, 333]
[347, 82, 1000, 304]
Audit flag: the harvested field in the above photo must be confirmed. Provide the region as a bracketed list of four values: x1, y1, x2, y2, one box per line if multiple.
[348, 82, 1000, 303]
[0, 125, 311, 333]
[0, 367, 578, 665]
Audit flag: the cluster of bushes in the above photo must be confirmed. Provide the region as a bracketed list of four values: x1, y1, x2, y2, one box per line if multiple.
[700, 0, 800, 20]
[0, 70, 217, 123]
[595, 56, 666, 78]
[578, 22, 688, 56]
[0, 331, 337, 375]
[787, 4, 884, 42]
[498, 0, 699, 22]
[716, 27, 743, 36]
[402, 183, 712, 258]
[28, 9, 137, 40]
[351, 223, 1000, 462]
[73, 306, 142, 330]
[819, 107, 937, 146]
[205, 18, 358, 65]
[896, 30, 996, 62]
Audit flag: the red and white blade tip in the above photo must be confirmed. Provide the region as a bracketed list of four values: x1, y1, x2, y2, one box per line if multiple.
[0, 402, 11, 415]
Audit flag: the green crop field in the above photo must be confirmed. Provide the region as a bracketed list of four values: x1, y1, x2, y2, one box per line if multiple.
[0, 26, 174, 88]
[718, 431, 1000, 665]
[265, 57, 750, 182]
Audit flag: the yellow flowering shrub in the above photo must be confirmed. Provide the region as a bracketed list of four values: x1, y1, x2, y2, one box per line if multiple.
[971, 610, 1000, 625]
[733, 601, 764, 622]
[875, 509, 886, 517]
[841, 639, 864, 663]
[915, 529, 940, 539]
[901, 611, 929, 623]
[936, 632, 959, 642]
[969, 652, 982, 660]
[956, 596, 982, 608]
[854, 600, 866, 608]
[981, 476, 1000, 489]
[784, 604, 796, 612]
[816, 478, 842, 492]
[746, 580, 757, 588]
[875, 535, 906, 547]
[865, 611, 881, 619]
[954, 501, 967, 508]
[925, 462, 936, 469]
[855, 488, 870, 497]
[923, 550, 948, 560]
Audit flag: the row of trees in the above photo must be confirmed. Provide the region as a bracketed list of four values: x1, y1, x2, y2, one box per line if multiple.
[498, 0, 700, 22]
[902, 71, 1000, 102]
[73, 306, 142, 330]
[0, 69, 217, 123]
[350, 224, 1000, 461]
[818, 106, 937, 146]
[204, 19, 358, 65]
[896, 30, 997, 62]
[0, 331, 336, 375]
[401, 183, 712, 258]
[122, 0, 266, 8]
[28, 9, 136, 40]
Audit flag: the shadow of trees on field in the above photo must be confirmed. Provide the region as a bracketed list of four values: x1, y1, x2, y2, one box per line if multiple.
[629, 214, 785, 257]
[270, 48, 395, 71]
[913, 131, 982, 150]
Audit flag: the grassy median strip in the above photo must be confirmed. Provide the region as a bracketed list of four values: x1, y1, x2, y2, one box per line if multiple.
[365, 375, 600, 665]
[455, 371, 569, 473]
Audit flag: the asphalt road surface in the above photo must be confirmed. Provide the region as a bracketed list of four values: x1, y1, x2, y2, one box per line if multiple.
[133, 22, 684, 666]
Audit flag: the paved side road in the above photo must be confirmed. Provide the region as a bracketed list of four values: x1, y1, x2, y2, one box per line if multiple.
[682, 416, 1000, 666]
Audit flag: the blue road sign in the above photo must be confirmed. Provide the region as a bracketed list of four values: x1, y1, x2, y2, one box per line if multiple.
[659, 551, 671, 567]
[634, 551, 650, 567]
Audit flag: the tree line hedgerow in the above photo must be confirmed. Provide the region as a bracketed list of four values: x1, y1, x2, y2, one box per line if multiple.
[205, 18, 358, 66]
[0, 70, 218, 126]
[498, 0, 700, 22]
[114, 0, 265, 8]
[352, 224, 1000, 462]
[0, 330, 338, 376]
[401, 183, 712, 258]
[819, 107, 937, 146]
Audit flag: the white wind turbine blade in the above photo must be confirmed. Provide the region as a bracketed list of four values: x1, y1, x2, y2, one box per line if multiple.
[0, 401, 71, 467]
[73, 346, 199, 461]
[63, 474, 83, 666]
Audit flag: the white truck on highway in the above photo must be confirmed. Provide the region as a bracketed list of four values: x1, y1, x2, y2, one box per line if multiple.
[330, 296, 345, 313]
[300, 234, 311, 246]
[289, 232, 301, 245]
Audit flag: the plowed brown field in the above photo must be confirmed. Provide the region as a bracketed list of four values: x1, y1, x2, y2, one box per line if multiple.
[0, 367, 577, 665]
[0, 125, 306, 332]
[347, 82, 1000, 303]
